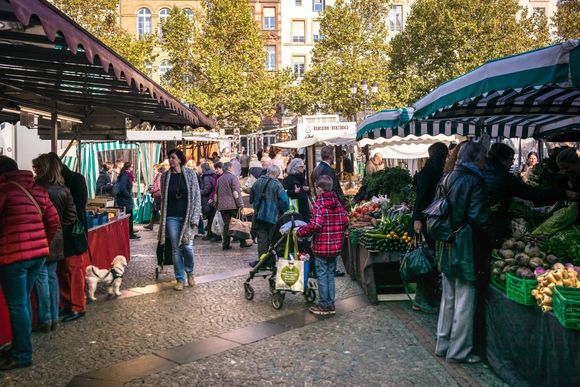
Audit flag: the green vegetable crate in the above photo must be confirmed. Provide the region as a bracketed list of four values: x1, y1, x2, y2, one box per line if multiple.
[553, 286, 580, 330]
[506, 273, 537, 306]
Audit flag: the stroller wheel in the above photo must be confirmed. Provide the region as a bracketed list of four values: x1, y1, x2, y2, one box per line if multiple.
[155, 267, 160, 280]
[244, 283, 255, 300]
[272, 292, 284, 310]
[304, 288, 316, 303]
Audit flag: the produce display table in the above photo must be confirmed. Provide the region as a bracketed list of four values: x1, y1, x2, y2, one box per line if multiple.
[486, 285, 580, 387]
[342, 239, 361, 282]
[0, 216, 130, 347]
[348, 245, 402, 304]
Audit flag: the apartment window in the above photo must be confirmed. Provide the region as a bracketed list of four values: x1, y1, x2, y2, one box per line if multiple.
[389, 5, 403, 32]
[296, 0, 302, 6]
[312, 21, 323, 42]
[183, 8, 194, 20]
[137, 8, 152, 36]
[293, 56, 305, 78]
[532, 7, 546, 17]
[292, 20, 305, 43]
[159, 60, 172, 77]
[313, 0, 325, 12]
[158, 8, 170, 38]
[263, 7, 276, 30]
[266, 46, 276, 71]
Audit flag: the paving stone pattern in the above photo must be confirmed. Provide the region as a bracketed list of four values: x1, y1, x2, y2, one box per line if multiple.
[127, 304, 503, 387]
[0, 265, 361, 386]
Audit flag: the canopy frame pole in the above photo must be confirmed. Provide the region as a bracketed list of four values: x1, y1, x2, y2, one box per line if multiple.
[50, 108, 58, 153]
[59, 130, 79, 159]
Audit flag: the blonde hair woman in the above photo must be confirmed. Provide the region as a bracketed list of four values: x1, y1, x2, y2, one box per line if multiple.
[32, 154, 77, 332]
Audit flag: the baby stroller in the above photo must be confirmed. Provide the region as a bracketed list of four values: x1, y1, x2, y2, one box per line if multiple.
[243, 211, 317, 309]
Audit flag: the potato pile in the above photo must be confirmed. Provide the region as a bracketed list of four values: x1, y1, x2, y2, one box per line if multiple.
[492, 238, 555, 284]
[532, 263, 580, 312]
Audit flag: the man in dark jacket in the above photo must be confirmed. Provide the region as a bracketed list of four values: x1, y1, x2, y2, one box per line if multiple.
[435, 142, 490, 365]
[412, 142, 448, 314]
[96, 163, 113, 196]
[311, 145, 344, 202]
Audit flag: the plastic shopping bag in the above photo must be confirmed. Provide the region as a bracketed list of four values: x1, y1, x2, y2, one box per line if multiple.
[211, 211, 224, 235]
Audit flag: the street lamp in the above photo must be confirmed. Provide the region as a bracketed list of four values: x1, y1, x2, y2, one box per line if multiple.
[351, 80, 378, 120]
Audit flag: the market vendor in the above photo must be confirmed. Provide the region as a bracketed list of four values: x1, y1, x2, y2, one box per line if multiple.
[556, 147, 580, 193]
[483, 143, 578, 248]
[365, 153, 384, 176]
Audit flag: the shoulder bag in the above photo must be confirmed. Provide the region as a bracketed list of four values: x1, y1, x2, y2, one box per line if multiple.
[422, 175, 460, 242]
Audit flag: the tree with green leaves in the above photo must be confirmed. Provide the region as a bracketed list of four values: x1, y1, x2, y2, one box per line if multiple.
[552, 0, 580, 41]
[291, 0, 396, 117]
[52, 0, 157, 71]
[161, 2, 291, 133]
[388, 0, 551, 105]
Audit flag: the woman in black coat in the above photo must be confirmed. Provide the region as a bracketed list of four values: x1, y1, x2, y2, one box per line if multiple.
[115, 162, 139, 239]
[282, 158, 311, 222]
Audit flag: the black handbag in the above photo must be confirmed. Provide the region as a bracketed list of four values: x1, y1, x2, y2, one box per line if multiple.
[156, 239, 173, 266]
[399, 241, 436, 284]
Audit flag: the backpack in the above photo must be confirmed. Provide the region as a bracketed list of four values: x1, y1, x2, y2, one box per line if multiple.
[422, 175, 458, 242]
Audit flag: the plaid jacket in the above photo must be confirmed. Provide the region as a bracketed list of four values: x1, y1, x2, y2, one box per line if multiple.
[296, 191, 348, 258]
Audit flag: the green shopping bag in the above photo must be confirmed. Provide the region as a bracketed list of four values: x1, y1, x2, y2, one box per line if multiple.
[135, 193, 153, 224]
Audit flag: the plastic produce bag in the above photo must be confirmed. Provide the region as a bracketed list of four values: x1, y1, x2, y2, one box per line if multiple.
[532, 203, 578, 236]
[211, 211, 224, 235]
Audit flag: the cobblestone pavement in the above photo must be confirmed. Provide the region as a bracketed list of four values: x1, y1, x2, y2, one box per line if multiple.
[0, 229, 504, 387]
[127, 303, 504, 387]
[119, 224, 260, 289]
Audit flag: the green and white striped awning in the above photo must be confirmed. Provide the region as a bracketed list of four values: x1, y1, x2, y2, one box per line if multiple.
[356, 108, 413, 141]
[408, 114, 579, 140]
[60, 141, 161, 199]
[413, 40, 580, 121]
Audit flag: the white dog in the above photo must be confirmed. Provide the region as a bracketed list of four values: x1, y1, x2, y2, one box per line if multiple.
[86, 255, 128, 301]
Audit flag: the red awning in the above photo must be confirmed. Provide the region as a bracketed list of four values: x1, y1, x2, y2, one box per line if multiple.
[0, 0, 215, 139]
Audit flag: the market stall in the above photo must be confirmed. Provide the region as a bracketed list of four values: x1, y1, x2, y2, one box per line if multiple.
[404, 40, 580, 386]
[0, 0, 213, 348]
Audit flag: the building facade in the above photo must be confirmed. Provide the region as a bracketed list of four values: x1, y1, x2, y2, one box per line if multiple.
[119, 0, 201, 83]
[279, 0, 335, 80]
[119, 1, 558, 83]
[249, 0, 282, 71]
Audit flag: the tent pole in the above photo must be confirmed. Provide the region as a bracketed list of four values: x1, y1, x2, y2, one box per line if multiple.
[50, 109, 58, 153]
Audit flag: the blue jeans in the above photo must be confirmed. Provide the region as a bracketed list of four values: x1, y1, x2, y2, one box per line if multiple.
[35, 261, 59, 324]
[166, 217, 195, 282]
[315, 256, 337, 308]
[0, 257, 45, 364]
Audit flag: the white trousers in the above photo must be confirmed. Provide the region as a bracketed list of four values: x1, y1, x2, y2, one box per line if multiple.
[436, 273, 476, 361]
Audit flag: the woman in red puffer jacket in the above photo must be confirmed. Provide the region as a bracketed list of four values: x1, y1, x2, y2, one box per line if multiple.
[0, 156, 59, 371]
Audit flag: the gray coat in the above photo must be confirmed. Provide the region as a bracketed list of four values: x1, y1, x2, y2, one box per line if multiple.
[158, 168, 201, 246]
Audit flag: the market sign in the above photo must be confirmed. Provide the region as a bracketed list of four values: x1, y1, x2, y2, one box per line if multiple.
[297, 122, 356, 140]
